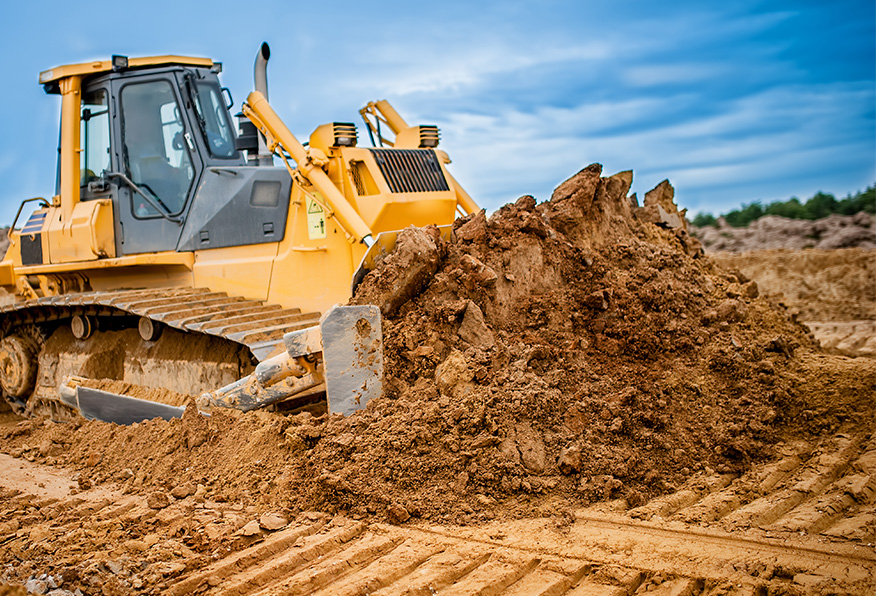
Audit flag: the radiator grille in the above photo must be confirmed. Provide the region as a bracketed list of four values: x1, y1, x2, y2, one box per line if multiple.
[370, 149, 450, 193]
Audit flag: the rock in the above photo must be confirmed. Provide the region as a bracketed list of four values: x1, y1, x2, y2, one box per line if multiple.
[157, 562, 186, 576]
[515, 423, 547, 474]
[237, 520, 262, 536]
[387, 503, 410, 524]
[475, 494, 496, 505]
[459, 254, 498, 288]
[558, 445, 582, 474]
[458, 301, 495, 348]
[470, 434, 500, 449]
[104, 560, 124, 575]
[642, 179, 685, 230]
[742, 280, 759, 299]
[259, 512, 288, 531]
[170, 483, 195, 499]
[28, 527, 52, 543]
[716, 299, 747, 323]
[354, 225, 443, 316]
[455, 209, 488, 243]
[435, 349, 474, 395]
[146, 492, 171, 510]
[123, 539, 148, 552]
[38, 440, 62, 457]
[25, 579, 48, 595]
[205, 523, 229, 540]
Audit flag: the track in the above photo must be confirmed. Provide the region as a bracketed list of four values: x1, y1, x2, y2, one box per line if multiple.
[1, 427, 873, 595]
[0, 287, 321, 361]
[0, 287, 323, 416]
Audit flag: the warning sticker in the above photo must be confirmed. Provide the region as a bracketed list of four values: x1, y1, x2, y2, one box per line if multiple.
[306, 194, 327, 240]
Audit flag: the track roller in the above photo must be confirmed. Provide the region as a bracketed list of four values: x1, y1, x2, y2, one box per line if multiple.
[71, 315, 94, 340]
[138, 317, 163, 342]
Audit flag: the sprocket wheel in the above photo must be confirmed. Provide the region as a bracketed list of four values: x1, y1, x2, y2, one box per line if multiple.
[0, 334, 40, 411]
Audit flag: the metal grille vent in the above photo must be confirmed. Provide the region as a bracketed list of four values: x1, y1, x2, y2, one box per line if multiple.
[350, 162, 366, 195]
[370, 149, 450, 193]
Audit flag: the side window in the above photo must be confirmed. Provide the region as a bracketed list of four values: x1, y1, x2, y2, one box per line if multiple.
[120, 80, 194, 218]
[193, 82, 236, 158]
[80, 89, 110, 188]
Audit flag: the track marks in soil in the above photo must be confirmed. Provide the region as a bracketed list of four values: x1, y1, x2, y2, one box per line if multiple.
[167, 517, 701, 596]
[623, 429, 876, 542]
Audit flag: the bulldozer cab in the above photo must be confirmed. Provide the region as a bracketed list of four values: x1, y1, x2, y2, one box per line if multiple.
[79, 64, 244, 254]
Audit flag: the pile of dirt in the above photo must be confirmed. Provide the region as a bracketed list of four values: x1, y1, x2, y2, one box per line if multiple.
[2, 165, 874, 530]
[691, 212, 875, 252]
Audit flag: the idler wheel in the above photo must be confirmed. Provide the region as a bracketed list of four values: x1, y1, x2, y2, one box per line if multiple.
[0, 335, 39, 398]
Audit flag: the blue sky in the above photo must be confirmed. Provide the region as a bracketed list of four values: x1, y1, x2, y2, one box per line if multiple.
[0, 0, 873, 224]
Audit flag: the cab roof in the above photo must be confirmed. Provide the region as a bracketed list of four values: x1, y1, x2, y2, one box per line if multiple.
[39, 55, 215, 86]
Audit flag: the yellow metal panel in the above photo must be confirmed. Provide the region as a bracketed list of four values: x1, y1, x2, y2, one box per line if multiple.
[39, 56, 214, 85]
[193, 243, 279, 304]
[266, 185, 366, 314]
[0, 261, 14, 287]
[59, 76, 81, 220]
[15, 251, 193, 275]
[45, 199, 116, 263]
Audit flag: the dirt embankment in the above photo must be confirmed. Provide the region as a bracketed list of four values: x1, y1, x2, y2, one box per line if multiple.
[1, 165, 874, 595]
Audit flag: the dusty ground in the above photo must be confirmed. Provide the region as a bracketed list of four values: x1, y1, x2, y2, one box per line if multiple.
[714, 249, 875, 358]
[1, 166, 874, 595]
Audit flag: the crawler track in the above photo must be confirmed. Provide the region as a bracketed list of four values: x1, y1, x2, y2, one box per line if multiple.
[0, 287, 324, 415]
[1, 287, 322, 361]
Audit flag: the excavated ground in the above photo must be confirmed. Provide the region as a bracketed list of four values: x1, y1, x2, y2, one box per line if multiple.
[713, 249, 876, 358]
[1, 165, 874, 595]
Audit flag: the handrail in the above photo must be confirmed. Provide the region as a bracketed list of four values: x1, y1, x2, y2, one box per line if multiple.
[9, 197, 50, 239]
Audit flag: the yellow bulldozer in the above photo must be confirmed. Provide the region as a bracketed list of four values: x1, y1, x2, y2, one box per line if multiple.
[0, 43, 478, 423]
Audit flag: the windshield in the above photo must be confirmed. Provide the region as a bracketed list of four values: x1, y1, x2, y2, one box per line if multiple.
[193, 82, 236, 158]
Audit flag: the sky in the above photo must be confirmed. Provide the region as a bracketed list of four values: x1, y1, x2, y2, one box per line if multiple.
[0, 0, 873, 225]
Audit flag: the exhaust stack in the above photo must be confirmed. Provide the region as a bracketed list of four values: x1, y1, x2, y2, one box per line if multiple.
[253, 42, 273, 166]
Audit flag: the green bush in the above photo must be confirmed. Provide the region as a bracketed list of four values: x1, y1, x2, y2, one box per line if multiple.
[691, 185, 874, 227]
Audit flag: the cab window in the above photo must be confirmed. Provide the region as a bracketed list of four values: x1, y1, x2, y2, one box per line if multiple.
[120, 80, 194, 217]
[192, 82, 236, 158]
[80, 89, 110, 187]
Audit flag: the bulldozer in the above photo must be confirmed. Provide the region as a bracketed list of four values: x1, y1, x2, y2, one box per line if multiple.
[0, 43, 479, 422]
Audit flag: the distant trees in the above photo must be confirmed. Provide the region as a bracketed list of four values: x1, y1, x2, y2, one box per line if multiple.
[692, 185, 875, 228]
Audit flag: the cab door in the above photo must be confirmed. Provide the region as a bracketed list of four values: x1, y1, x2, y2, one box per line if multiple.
[110, 74, 202, 255]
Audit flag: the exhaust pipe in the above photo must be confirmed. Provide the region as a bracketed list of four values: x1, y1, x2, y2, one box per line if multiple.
[253, 42, 273, 166]
[254, 42, 270, 101]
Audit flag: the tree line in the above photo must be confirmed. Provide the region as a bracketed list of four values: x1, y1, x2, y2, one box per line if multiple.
[692, 185, 875, 228]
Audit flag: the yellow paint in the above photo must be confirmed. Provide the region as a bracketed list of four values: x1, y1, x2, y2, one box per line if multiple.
[40, 55, 213, 85]
[45, 199, 115, 263]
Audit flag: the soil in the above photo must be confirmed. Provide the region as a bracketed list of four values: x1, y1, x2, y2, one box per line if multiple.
[713, 248, 876, 358]
[1, 165, 874, 595]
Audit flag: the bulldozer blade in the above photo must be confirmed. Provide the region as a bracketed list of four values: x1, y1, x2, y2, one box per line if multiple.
[71, 386, 188, 425]
[320, 304, 383, 416]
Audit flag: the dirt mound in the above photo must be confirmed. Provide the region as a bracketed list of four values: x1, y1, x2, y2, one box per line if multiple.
[692, 212, 875, 252]
[3, 164, 873, 533]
